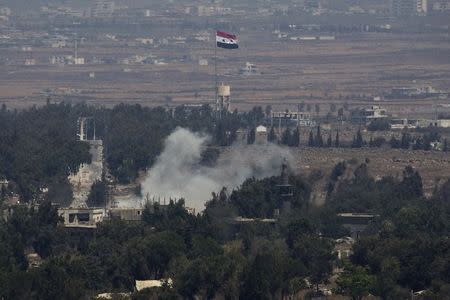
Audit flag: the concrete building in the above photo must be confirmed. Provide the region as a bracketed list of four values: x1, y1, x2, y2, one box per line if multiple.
[239, 62, 258, 76]
[197, 5, 214, 16]
[304, 0, 320, 10]
[335, 237, 355, 260]
[94, 1, 115, 17]
[74, 57, 85, 65]
[351, 105, 387, 123]
[255, 125, 268, 144]
[417, 119, 450, 128]
[271, 110, 315, 127]
[109, 208, 143, 222]
[49, 55, 68, 65]
[135, 279, 173, 292]
[389, 86, 436, 98]
[390, 118, 417, 129]
[136, 38, 154, 45]
[24, 59, 36, 66]
[51, 40, 66, 48]
[392, 0, 415, 16]
[69, 118, 103, 208]
[49, 55, 84, 65]
[198, 58, 208, 66]
[58, 208, 105, 228]
[338, 213, 379, 239]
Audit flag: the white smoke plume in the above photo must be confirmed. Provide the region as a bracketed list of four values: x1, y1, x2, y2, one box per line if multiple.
[140, 127, 293, 212]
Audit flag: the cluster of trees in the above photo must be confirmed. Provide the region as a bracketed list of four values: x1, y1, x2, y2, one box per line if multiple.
[0, 171, 337, 299]
[367, 119, 391, 131]
[2, 157, 449, 298]
[389, 131, 446, 151]
[327, 161, 450, 299]
[0, 103, 91, 204]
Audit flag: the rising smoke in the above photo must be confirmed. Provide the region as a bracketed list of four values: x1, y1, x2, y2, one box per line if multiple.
[140, 127, 293, 212]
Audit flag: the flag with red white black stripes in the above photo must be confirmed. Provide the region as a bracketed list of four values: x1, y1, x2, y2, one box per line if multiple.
[216, 31, 239, 49]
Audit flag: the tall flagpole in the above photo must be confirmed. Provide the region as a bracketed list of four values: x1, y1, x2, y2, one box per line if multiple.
[214, 1, 218, 119]
[214, 30, 217, 115]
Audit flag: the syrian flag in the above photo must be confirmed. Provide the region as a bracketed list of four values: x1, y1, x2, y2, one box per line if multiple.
[216, 31, 239, 49]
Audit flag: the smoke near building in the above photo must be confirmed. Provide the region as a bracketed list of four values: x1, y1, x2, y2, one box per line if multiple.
[140, 127, 293, 212]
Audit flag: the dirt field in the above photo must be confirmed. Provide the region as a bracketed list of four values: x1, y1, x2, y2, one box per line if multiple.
[1, 31, 449, 116]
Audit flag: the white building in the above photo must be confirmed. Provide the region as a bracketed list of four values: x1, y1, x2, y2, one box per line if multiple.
[198, 58, 208, 66]
[255, 125, 268, 144]
[94, 1, 115, 17]
[271, 110, 315, 127]
[136, 38, 154, 45]
[239, 62, 258, 76]
[74, 57, 85, 65]
[51, 40, 66, 48]
[197, 5, 214, 16]
[24, 59, 36, 66]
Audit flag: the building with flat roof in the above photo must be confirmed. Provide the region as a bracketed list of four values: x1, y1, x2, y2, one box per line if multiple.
[351, 105, 387, 124]
[271, 110, 315, 127]
[338, 213, 379, 239]
[255, 125, 268, 144]
[392, 0, 415, 16]
[58, 208, 105, 228]
[109, 208, 143, 222]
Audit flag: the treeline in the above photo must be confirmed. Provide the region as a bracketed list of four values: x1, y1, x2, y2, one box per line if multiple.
[263, 124, 449, 151]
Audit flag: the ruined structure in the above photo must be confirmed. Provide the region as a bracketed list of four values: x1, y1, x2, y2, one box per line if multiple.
[68, 117, 104, 208]
[275, 158, 293, 216]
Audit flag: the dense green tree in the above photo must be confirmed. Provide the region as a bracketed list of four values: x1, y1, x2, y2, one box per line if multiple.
[401, 166, 423, 199]
[326, 133, 332, 147]
[367, 119, 390, 131]
[315, 126, 323, 147]
[87, 180, 107, 207]
[241, 251, 286, 300]
[281, 127, 292, 146]
[336, 264, 375, 300]
[290, 127, 300, 147]
[352, 129, 364, 148]
[400, 132, 411, 149]
[308, 130, 314, 147]
[330, 103, 337, 113]
[267, 126, 277, 143]
[247, 127, 256, 144]
[390, 136, 401, 149]
[335, 130, 340, 147]
[369, 137, 386, 148]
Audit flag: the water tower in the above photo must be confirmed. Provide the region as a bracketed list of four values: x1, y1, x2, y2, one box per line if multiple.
[216, 84, 231, 112]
